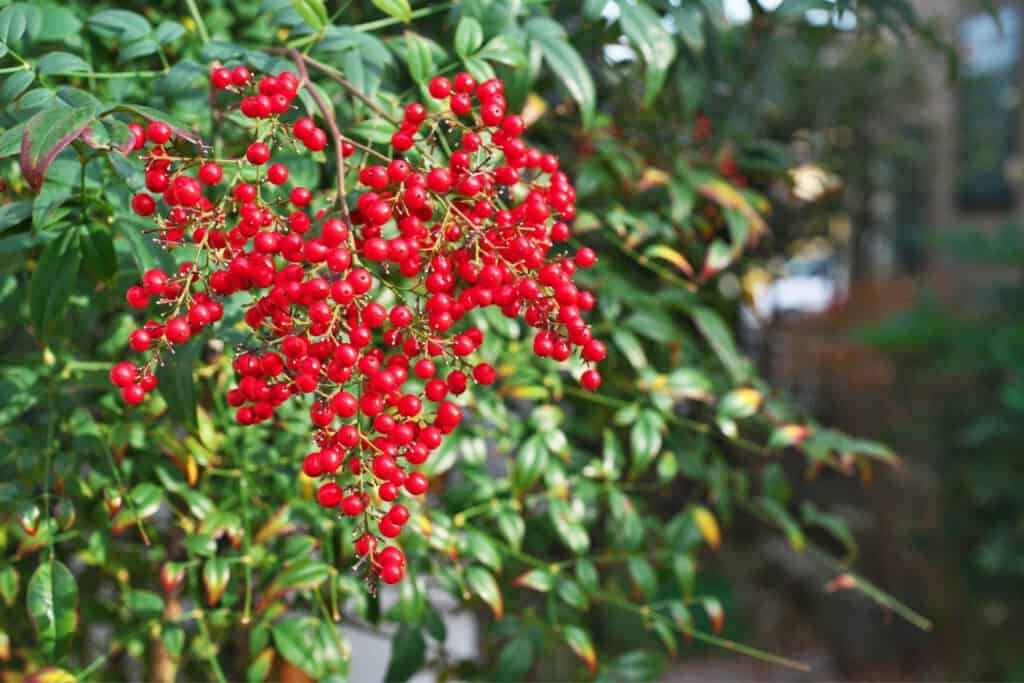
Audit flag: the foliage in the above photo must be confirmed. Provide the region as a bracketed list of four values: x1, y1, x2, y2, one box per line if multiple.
[862, 223, 1024, 679]
[0, 1, 928, 681]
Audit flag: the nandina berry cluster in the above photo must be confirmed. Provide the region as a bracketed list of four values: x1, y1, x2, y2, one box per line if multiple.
[108, 64, 605, 585]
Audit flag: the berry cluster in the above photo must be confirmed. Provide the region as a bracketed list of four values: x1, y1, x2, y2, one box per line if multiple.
[109, 64, 605, 584]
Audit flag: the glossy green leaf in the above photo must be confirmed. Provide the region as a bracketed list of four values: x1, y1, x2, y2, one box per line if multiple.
[455, 16, 484, 58]
[549, 500, 590, 554]
[27, 560, 78, 659]
[156, 338, 201, 431]
[493, 635, 535, 682]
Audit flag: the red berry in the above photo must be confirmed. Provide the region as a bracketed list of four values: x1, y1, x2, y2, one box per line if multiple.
[428, 76, 451, 99]
[230, 65, 251, 86]
[146, 121, 172, 144]
[199, 162, 223, 185]
[580, 368, 602, 390]
[246, 142, 271, 165]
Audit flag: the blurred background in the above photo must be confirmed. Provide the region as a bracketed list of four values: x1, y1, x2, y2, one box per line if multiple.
[685, 0, 1024, 680]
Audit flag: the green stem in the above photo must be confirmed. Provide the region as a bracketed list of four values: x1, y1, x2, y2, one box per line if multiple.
[186, 0, 211, 44]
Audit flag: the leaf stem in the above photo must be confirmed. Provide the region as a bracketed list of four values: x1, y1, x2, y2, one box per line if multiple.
[186, 0, 211, 44]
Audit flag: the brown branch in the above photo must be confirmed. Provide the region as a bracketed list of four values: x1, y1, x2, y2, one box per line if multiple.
[287, 48, 351, 222]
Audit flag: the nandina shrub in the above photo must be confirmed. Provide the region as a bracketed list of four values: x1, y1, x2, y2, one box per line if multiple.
[0, 2, 934, 681]
[111, 62, 605, 586]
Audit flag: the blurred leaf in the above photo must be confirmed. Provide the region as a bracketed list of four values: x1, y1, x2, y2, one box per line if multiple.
[605, 650, 666, 681]
[550, 500, 590, 554]
[627, 557, 657, 600]
[0, 566, 19, 607]
[514, 568, 554, 592]
[37, 52, 89, 75]
[617, 1, 677, 105]
[692, 505, 721, 550]
[384, 624, 425, 683]
[291, 0, 327, 31]
[29, 227, 81, 338]
[202, 558, 230, 606]
[272, 616, 322, 678]
[691, 306, 750, 382]
[756, 497, 805, 551]
[557, 578, 589, 609]
[562, 625, 596, 673]
[466, 565, 503, 618]
[493, 635, 535, 682]
[372, 0, 412, 23]
[629, 409, 664, 475]
[403, 32, 433, 83]
[156, 339, 201, 432]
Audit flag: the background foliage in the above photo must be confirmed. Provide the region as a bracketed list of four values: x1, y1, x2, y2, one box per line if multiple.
[0, 0, 934, 681]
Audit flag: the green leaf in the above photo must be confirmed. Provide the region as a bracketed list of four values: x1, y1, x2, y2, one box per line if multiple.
[271, 559, 330, 593]
[79, 223, 116, 282]
[29, 227, 81, 337]
[512, 433, 549, 491]
[403, 31, 433, 83]
[611, 328, 648, 369]
[20, 106, 96, 190]
[455, 16, 484, 58]
[0, 5, 29, 45]
[673, 6, 705, 52]
[618, 1, 677, 105]
[27, 560, 78, 659]
[463, 529, 502, 571]
[384, 624, 426, 683]
[549, 499, 590, 554]
[466, 565, 503, 618]
[127, 589, 164, 620]
[756, 497, 805, 551]
[493, 635, 535, 682]
[671, 555, 696, 598]
[477, 35, 526, 67]
[272, 617, 322, 678]
[557, 578, 589, 609]
[162, 624, 185, 657]
[348, 117, 398, 145]
[88, 9, 151, 41]
[526, 19, 596, 128]
[800, 502, 856, 560]
[629, 409, 664, 475]
[372, 0, 412, 23]
[154, 20, 185, 45]
[291, 0, 328, 31]
[627, 557, 657, 600]
[0, 565, 19, 606]
[495, 507, 525, 550]
[691, 306, 750, 382]
[514, 568, 554, 592]
[606, 650, 665, 681]
[184, 532, 217, 557]
[562, 625, 596, 672]
[157, 338, 201, 431]
[202, 558, 230, 606]
[37, 52, 89, 75]
[0, 200, 31, 232]
[775, 0, 831, 18]
[0, 70, 34, 102]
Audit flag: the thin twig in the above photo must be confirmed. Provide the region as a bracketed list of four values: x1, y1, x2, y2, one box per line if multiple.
[288, 49, 351, 222]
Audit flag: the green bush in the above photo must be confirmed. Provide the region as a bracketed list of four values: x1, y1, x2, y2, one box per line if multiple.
[0, 1, 928, 680]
